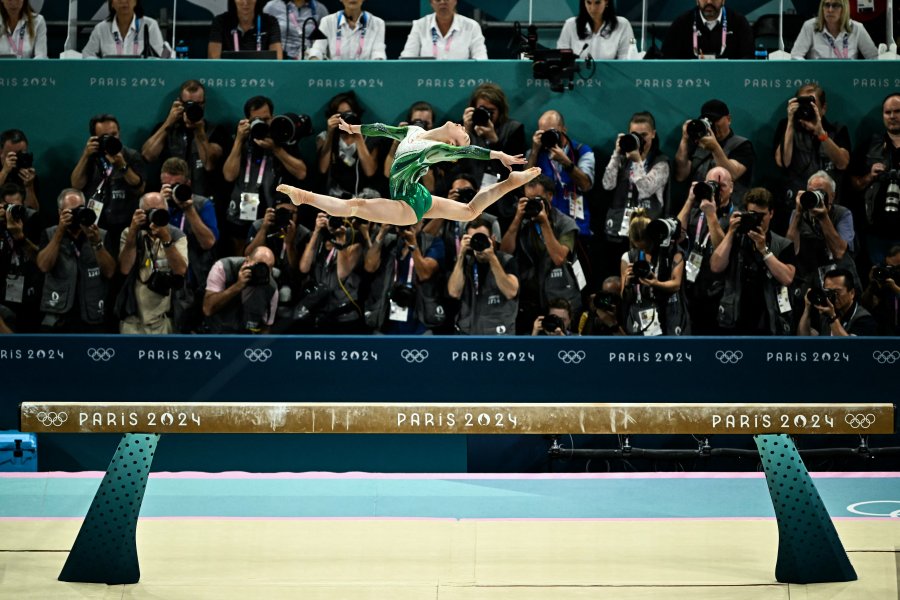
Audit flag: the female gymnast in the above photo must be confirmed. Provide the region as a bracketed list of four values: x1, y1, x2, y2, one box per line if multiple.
[277, 118, 541, 225]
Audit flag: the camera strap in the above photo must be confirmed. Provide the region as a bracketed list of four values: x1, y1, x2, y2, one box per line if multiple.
[232, 16, 263, 52]
[336, 11, 367, 59]
[822, 30, 849, 59]
[112, 18, 140, 56]
[5, 24, 25, 58]
[243, 155, 267, 190]
[392, 255, 415, 286]
[430, 25, 454, 58]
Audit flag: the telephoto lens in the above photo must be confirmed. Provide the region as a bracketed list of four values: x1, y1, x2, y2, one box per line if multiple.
[632, 259, 652, 280]
[794, 96, 816, 123]
[541, 313, 565, 334]
[5, 204, 25, 221]
[686, 118, 711, 143]
[248, 262, 271, 286]
[469, 232, 491, 252]
[472, 106, 492, 127]
[618, 132, 644, 155]
[183, 101, 204, 123]
[146, 208, 170, 228]
[540, 129, 561, 149]
[799, 189, 826, 211]
[249, 118, 269, 142]
[97, 134, 123, 156]
[523, 198, 543, 219]
[454, 187, 476, 203]
[69, 206, 97, 228]
[171, 183, 193, 203]
[693, 180, 720, 203]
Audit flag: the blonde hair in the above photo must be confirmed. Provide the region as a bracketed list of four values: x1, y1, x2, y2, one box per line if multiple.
[815, 0, 851, 34]
[627, 208, 651, 247]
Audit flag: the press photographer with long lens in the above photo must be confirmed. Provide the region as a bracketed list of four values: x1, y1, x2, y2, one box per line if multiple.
[316, 91, 380, 201]
[36, 189, 115, 332]
[447, 218, 518, 335]
[0, 129, 39, 210]
[223, 95, 308, 255]
[116, 192, 189, 334]
[203, 245, 278, 334]
[861, 245, 900, 335]
[711, 188, 797, 335]
[576, 276, 625, 335]
[0, 183, 42, 332]
[798, 268, 877, 336]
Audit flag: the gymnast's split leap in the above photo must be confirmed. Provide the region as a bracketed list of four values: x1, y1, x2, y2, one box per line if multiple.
[277, 118, 540, 225]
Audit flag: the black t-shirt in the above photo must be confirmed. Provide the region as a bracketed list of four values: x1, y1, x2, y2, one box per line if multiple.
[736, 233, 794, 334]
[82, 147, 146, 232]
[773, 117, 852, 192]
[209, 13, 281, 52]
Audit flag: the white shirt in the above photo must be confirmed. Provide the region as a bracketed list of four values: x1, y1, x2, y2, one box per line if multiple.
[82, 15, 165, 58]
[791, 18, 878, 60]
[308, 11, 386, 60]
[556, 16, 634, 60]
[400, 13, 487, 60]
[0, 15, 47, 58]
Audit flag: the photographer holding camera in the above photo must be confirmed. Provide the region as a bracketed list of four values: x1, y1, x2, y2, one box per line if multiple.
[36, 189, 115, 332]
[711, 188, 797, 335]
[531, 298, 573, 336]
[447, 218, 518, 335]
[799, 268, 876, 336]
[577, 276, 625, 335]
[223, 95, 308, 255]
[861, 245, 900, 335]
[70, 114, 146, 258]
[675, 99, 754, 207]
[0, 183, 42, 332]
[203, 246, 278, 334]
[142, 80, 228, 198]
[316, 91, 381, 201]
[500, 174, 581, 334]
[0, 129, 39, 210]
[117, 192, 189, 334]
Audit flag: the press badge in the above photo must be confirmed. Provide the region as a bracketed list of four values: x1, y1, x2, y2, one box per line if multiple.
[776, 286, 792, 314]
[87, 198, 104, 221]
[572, 259, 587, 290]
[639, 308, 663, 336]
[570, 194, 585, 221]
[239, 193, 260, 221]
[388, 300, 409, 322]
[618, 207, 634, 237]
[4, 275, 23, 303]
[685, 251, 703, 283]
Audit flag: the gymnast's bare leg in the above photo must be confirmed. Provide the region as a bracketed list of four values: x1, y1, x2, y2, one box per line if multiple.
[423, 167, 542, 221]
[275, 186, 419, 226]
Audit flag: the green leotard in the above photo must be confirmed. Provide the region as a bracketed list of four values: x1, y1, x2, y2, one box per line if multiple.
[360, 123, 492, 221]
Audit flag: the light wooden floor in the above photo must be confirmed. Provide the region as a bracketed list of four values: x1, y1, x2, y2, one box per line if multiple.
[1, 518, 897, 599]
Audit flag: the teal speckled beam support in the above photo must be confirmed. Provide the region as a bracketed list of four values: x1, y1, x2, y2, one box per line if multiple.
[58, 433, 160, 584]
[754, 434, 857, 584]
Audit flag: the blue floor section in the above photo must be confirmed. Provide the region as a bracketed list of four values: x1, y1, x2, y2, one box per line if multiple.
[1, 475, 898, 519]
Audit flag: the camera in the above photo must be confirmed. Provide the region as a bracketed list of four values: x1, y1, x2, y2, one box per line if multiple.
[144, 208, 170, 229]
[170, 183, 193, 204]
[4, 204, 25, 221]
[270, 112, 313, 146]
[632, 259, 652, 280]
[469, 232, 491, 252]
[885, 170, 900, 213]
[97, 134, 122, 157]
[799, 189, 826, 211]
[409, 118, 429, 129]
[531, 48, 577, 93]
[807, 286, 837, 308]
[646, 217, 681, 249]
[249, 118, 270, 142]
[693, 180, 720, 203]
[69, 206, 97, 228]
[328, 216, 346, 231]
[523, 197, 544, 219]
[737, 211, 765, 235]
[540, 128, 561, 150]
[592, 291, 618, 313]
[686, 117, 712, 144]
[145, 270, 182, 296]
[454, 187, 476, 203]
[541, 313, 565, 334]
[14, 151, 33, 170]
[872, 265, 900, 284]
[389, 282, 416, 308]
[339, 111, 361, 126]
[247, 262, 271, 286]
[618, 132, 644, 155]
[472, 106, 493, 127]
[182, 101, 204, 123]
[273, 207, 294, 231]
[794, 96, 817, 123]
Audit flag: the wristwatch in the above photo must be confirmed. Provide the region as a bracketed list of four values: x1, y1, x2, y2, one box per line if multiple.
[162, 239, 174, 248]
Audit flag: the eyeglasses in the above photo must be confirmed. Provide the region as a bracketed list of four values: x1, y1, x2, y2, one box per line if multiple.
[822, 2, 842, 9]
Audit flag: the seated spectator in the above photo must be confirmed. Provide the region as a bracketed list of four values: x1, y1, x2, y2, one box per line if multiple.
[0, 0, 46, 58]
[203, 245, 278, 333]
[861, 245, 900, 336]
[400, 0, 487, 59]
[82, 0, 164, 58]
[0, 129, 39, 210]
[316, 91, 381, 200]
[662, 0, 753, 59]
[0, 182, 42, 332]
[308, 0, 386, 60]
[208, 0, 283, 59]
[263, 0, 328, 60]
[531, 297, 574, 336]
[557, 0, 634, 59]
[798, 268, 877, 336]
[576, 276, 625, 335]
[791, 0, 878, 60]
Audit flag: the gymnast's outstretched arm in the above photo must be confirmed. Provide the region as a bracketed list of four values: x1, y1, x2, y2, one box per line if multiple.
[340, 120, 408, 142]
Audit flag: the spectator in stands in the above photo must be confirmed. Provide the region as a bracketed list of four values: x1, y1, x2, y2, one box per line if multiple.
[798, 268, 877, 336]
[675, 98, 754, 206]
[82, 0, 165, 58]
[383, 101, 439, 191]
[531, 297, 574, 336]
[208, 0, 283, 59]
[71, 113, 146, 257]
[264, 0, 328, 60]
[576, 276, 625, 335]
[222, 95, 307, 254]
[791, 0, 878, 60]
[203, 245, 278, 333]
[602, 111, 669, 278]
[500, 174, 581, 334]
[0, 182, 41, 332]
[117, 192, 189, 334]
[861, 245, 900, 335]
[0, 129, 39, 210]
[142, 80, 228, 199]
[0, 0, 46, 58]
[556, 0, 634, 59]
[661, 0, 753, 59]
[620, 210, 689, 336]
[316, 91, 381, 200]
[850, 92, 900, 267]
[447, 217, 518, 335]
[399, 0, 487, 59]
[308, 0, 387, 60]
[36, 189, 115, 332]
[711, 188, 796, 335]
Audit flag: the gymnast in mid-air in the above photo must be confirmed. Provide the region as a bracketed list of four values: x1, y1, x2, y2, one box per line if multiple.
[277, 117, 540, 225]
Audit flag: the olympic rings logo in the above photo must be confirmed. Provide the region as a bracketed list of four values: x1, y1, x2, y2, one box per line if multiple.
[846, 501, 900, 518]
[845, 414, 876, 429]
[558, 350, 586, 364]
[400, 349, 429, 363]
[36, 411, 68, 427]
[244, 348, 273, 363]
[872, 350, 900, 364]
[86, 347, 115, 362]
[715, 350, 743, 364]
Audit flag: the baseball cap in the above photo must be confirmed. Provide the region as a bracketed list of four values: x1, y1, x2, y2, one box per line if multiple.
[700, 99, 730, 121]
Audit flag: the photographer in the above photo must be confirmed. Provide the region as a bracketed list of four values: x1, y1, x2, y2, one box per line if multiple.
[798, 268, 876, 336]
[364, 220, 445, 335]
[577, 276, 625, 335]
[675, 99, 754, 206]
[117, 193, 189, 334]
[203, 246, 277, 334]
[142, 80, 228, 197]
[531, 298, 573, 336]
[500, 174, 581, 334]
[316, 91, 380, 201]
[0, 183, 42, 331]
[861, 245, 900, 335]
[447, 218, 518, 335]
[0, 129, 39, 210]
[36, 189, 115, 332]
[383, 101, 438, 192]
[711, 188, 797, 335]
[222, 95, 307, 255]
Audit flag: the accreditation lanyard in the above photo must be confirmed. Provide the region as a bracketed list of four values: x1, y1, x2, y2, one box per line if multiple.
[336, 11, 366, 58]
[634, 250, 646, 303]
[472, 262, 480, 296]
[94, 159, 116, 198]
[5, 23, 25, 58]
[286, 3, 312, 59]
[823, 31, 849, 59]
[692, 7, 727, 57]
[393, 254, 415, 286]
[233, 16, 263, 51]
[243, 155, 267, 191]
[431, 25, 454, 58]
[547, 146, 576, 200]
[113, 18, 140, 56]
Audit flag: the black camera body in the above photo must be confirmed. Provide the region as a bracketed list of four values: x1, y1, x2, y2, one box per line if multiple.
[248, 262, 271, 286]
[523, 197, 544, 219]
[808, 286, 837, 308]
[469, 232, 491, 252]
[273, 207, 294, 231]
[340, 111, 361, 126]
[884, 170, 900, 213]
[472, 106, 493, 127]
[531, 48, 577, 93]
[144, 208, 170, 229]
[737, 211, 765, 235]
[69, 206, 97, 229]
[389, 282, 416, 308]
[541, 313, 565, 334]
[454, 187, 476, 203]
[145, 270, 182, 296]
[632, 259, 653, 281]
[687, 117, 712, 144]
[249, 118, 269, 142]
[270, 112, 313, 146]
[799, 189, 827, 211]
[872, 265, 900, 284]
[619, 132, 645, 155]
[182, 101, 204, 123]
[540, 129, 561, 150]
[97, 134, 122, 157]
[4, 203, 25, 221]
[795, 95, 817, 123]
[14, 151, 33, 170]
[646, 217, 681, 249]
[694, 180, 720, 203]
[592, 291, 618, 313]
